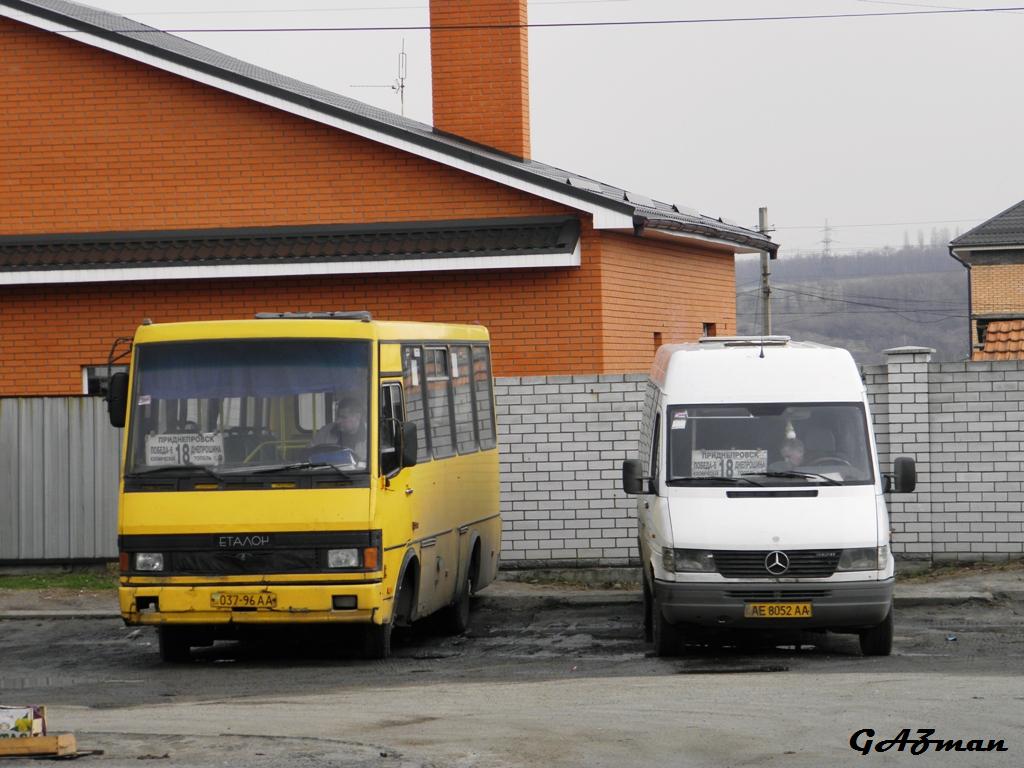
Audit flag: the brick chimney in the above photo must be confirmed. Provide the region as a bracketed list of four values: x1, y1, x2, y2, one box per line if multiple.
[429, 0, 531, 160]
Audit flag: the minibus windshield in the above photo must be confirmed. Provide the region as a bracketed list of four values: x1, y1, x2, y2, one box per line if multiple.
[666, 402, 874, 486]
[125, 339, 371, 475]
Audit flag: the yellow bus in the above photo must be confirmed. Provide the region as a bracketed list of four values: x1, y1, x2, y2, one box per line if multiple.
[106, 312, 501, 661]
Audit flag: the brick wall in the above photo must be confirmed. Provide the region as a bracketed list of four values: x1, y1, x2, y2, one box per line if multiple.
[596, 232, 736, 371]
[495, 374, 645, 566]
[865, 348, 1024, 563]
[1, 17, 556, 236]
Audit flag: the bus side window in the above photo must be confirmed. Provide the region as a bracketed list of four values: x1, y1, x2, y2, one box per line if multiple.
[451, 345, 476, 454]
[380, 383, 404, 476]
[402, 345, 430, 462]
[425, 347, 456, 459]
[472, 345, 496, 450]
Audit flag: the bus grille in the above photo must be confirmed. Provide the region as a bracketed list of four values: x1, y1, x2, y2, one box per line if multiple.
[712, 550, 840, 579]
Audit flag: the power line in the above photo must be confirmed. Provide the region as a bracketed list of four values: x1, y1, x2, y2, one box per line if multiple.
[774, 217, 981, 230]
[41, 5, 1024, 33]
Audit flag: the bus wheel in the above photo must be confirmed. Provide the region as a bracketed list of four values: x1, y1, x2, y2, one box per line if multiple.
[858, 605, 894, 657]
[442, 571, 473, 635]
[652, 592, 683, 657]
[641, 573, 654, 642]
[157, 626, 192, 663]
[361, 620, 393, 660]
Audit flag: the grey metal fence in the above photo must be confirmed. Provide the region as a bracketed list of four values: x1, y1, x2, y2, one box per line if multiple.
[0, 397, 120, 562]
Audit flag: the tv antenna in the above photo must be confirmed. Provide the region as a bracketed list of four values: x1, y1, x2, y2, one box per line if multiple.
[351, 39, 407, 115]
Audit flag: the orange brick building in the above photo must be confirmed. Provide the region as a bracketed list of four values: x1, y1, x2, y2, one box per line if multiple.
[950, 200, 1024, 360]
[1, 0, 776, 565]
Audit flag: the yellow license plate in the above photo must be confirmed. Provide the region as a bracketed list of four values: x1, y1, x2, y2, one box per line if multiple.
[743, 602, 813, 619]
[210, 592, 277, 609]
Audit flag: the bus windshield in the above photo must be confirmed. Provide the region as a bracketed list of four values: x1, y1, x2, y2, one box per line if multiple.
[666, 402, 874, 486]
[125, 339, 371, 474]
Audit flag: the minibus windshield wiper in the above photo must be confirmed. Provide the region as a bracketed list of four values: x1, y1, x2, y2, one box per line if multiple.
[744, 470, 842, 487]
[666, 476, 762, 487]
[246, 461, 355, 480]
[127, 464, 225, 482]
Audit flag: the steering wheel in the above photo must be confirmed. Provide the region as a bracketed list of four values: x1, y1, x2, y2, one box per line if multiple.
[810, 455, 853, 467]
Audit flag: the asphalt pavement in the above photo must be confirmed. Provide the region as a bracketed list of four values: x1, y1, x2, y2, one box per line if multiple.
[1, 563, 1022, 620]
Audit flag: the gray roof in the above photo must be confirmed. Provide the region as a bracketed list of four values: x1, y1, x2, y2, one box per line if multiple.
[0, 217, 580, 272]
[4, 0, 777, 256]
[951, 199, 1024, 249]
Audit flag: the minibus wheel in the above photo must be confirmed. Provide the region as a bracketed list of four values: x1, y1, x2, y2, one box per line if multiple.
[858, 605, 894, 657]
[652, 593, 683, 657]
[641, 573, 654, 642]
[157, 626, 192, 663]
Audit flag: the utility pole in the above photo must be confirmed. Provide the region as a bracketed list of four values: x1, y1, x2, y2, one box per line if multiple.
[822, 219, 833, 258]
[758, 206, 773, 335]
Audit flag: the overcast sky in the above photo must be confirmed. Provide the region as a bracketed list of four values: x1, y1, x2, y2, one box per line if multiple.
[82, 0, 1023, 257]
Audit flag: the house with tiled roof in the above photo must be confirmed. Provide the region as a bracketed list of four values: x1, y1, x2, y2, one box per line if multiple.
[950, 199, 1024, 360]
[1, 0, 775, 565]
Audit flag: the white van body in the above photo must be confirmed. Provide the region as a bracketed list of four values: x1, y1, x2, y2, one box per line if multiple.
[627, 337, 912, 656]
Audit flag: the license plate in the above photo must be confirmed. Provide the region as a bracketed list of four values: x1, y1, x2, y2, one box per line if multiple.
[743, 602, 813, 619]
[210, 592, 277, 609]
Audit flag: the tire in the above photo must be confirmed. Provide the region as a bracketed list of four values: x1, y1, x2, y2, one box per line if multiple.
[361, 620, 393, 660]
[859, 605, 894, 657]
[442, 570, 473, 636]
[651, 589, 683, 657]
[157, 626, 192, 663]
[641, 572, 654, 642]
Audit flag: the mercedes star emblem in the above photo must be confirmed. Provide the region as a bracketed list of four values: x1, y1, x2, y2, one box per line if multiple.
[765, 550, 790, 575]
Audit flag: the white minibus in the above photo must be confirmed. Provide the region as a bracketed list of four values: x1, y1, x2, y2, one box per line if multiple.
[623, 337, 916, 656]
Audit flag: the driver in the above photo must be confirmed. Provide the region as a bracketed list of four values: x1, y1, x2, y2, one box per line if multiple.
[777, 437, 805, 468]
[311, 396, 366, 461]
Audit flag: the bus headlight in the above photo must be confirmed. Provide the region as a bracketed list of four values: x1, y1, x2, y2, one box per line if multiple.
[134, 553, 164, 572]
[327, 548, 359, 569]
[663, 548, 716, 573]
[837, 547, 886, 571]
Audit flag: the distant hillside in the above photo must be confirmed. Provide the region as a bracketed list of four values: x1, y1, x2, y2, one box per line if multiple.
[736, 245, 969, 365]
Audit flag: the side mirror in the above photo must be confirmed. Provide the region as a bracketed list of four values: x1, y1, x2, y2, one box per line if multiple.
[893, 456, 916, 493]
[106, 372, 129, 428]
[622, 459, 651, 495]
[401, 422, 418, 468]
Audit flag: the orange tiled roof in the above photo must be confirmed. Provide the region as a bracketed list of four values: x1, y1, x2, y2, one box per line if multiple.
[974, 319, 1024, 360]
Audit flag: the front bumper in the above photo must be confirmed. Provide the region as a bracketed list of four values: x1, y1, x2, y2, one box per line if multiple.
[119, 581, 386, 626]
[654, 578, 893, 631]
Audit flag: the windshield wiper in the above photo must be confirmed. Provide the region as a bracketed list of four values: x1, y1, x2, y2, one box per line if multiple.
[744, 470, 842, 486]
[127, 464, 225, 482]
[246, 461, 355, 480]
[666, 476, 762, 487]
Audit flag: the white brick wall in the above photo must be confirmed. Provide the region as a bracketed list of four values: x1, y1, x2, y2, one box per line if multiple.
[495, 374, 645, 567]
[864, 348, 1024, 564]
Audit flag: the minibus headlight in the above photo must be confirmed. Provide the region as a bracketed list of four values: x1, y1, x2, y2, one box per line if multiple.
[663, 549, 716, 573]
[134, 552, 164, 572]
[837, 547, 881, 571]
[327, 548, 360, 569]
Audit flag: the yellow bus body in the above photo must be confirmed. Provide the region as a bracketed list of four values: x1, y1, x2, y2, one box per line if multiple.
[116, 317, 500, 657]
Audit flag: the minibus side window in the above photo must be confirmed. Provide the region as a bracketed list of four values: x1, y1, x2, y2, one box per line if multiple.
[650, 414, 661, 486]
[402, 346, 430, 462]
[472, 345, 496, 450]
[426, 347, 456, 459]
[451, 345, 477, 454]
